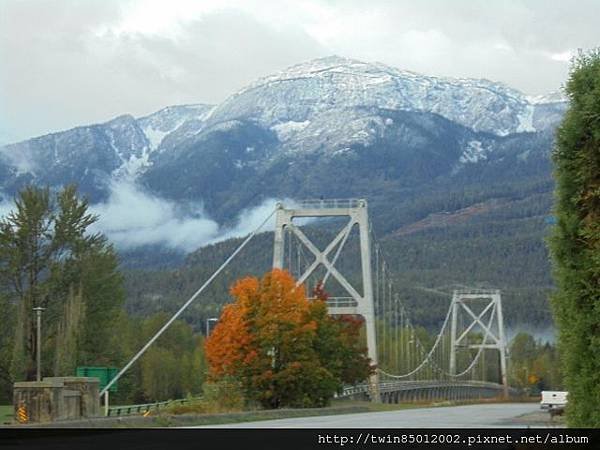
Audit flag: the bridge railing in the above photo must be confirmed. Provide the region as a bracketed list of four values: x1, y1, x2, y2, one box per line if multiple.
[107, 398, 193, 416]
[326, 297, 358, 307]
[338, 380, 515, 398]
[453, 289, 501, 296]
[297, 199, 362, 209]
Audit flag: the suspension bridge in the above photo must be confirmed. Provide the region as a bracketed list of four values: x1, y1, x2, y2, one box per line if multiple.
[99, 198, 515, 409]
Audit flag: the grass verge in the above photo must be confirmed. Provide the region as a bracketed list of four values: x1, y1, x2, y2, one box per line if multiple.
[0, 405, 13, 424]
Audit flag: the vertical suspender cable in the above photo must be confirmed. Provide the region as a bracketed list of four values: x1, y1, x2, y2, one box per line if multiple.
[382, 263, 387, 369]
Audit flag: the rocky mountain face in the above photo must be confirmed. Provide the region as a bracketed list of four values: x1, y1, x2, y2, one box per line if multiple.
[0, 55, 566, 231]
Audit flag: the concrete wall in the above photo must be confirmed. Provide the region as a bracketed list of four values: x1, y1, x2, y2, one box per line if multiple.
[13, 380, 65, 423]
[13, 377, 101, 423]
[62, 390, 82, 420]
[43, 377, 100, 418]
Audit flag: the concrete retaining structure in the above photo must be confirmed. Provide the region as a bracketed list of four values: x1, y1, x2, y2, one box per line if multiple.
[13, 377, 100, 423]
[13, 380, 66, 423]
[43, 377, 100, 418]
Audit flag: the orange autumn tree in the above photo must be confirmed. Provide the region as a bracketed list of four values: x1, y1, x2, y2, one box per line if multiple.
[205, 269, 372, 408]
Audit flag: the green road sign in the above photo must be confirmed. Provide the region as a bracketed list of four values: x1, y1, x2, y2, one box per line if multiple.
[76, 366, 119, 392]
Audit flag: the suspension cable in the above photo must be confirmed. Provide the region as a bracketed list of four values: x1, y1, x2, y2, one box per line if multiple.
[368, 217, 488, 381]
[378, 300, 453, 378]
[99, 207, 277, 397]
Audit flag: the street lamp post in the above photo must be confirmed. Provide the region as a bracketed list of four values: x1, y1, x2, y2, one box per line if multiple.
[206, 318, 218, 337]
[32, 307, 45, 382]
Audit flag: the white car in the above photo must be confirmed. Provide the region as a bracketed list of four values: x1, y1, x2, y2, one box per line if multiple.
[540, 391, 568, 415]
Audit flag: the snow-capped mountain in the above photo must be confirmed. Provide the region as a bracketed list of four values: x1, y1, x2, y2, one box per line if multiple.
[527, 91, 567, 104]
[0, 56, 566, 222]
[0, 104, 215, 200]
[209, 56, 553, 137]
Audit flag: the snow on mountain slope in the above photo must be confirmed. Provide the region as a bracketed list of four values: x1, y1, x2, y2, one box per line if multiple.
[102, 115, 151, 178]
[459, 140, 488, 164]
[108, 104, 215, 178]
[0, 56, 566, 203]
[208, 56, 549, 137]
[137, 104, 214, 151]
[527, 91, 567, 104]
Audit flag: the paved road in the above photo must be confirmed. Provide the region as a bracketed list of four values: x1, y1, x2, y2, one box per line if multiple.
[199, 403, 542, 428]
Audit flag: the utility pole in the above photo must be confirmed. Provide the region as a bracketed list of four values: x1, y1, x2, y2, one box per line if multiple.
[206, 318, 218, 337]
[33, 307, 45, 382]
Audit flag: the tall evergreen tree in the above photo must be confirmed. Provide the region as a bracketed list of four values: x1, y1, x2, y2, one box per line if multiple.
[0, 185, 124, 388]
[0, 186, 53, 381]
[549, 49, 600, 427]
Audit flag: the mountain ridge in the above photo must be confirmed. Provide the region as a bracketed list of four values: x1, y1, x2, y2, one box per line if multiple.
[2, 56, 566, 168]
[0, 55, 564, 242]
[0, 56, 565, 328]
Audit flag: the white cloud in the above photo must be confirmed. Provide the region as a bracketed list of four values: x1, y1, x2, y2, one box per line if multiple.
[0, 1, 326, 142]
[2, 0, 600, 143]
[0, 182, 299, 252]
[214, 199, 280, 243]
[549, 51, 574, 63]
[103, 0, 232, 37]
[90, 180, 282, 251]
[0, 196, 14, 219]
[90, 180, 217, 250]
[0, 145, 37, 175]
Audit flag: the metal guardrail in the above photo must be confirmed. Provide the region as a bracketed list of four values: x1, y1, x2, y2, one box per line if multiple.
[297, 199, 364, 209]
[107, 398, 193, 416]
[339, 380, 514, 398]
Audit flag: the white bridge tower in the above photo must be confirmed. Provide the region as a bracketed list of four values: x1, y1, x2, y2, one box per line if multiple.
[449, 289, 509, 398]
[272, 199, 379, 400]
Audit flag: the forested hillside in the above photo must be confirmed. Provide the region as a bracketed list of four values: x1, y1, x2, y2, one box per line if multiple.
[123, 191, 555, 337]
[0, 56, 563, 343]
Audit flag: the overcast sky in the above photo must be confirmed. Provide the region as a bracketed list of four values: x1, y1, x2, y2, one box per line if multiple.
[1, 0, 598, 144]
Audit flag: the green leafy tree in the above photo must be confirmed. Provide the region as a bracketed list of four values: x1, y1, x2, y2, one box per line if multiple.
[310, 283, 373, 385]
[0, 293, 15, 401]
[138, 313, 206, 401]
[549, 49, 600, 427]
[509, 332, 538, 389]
[141, 346, 180, 401]
[0, 186, 54, 380]
[507, 332, 562, 391]
[0, 185, 124, 387]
